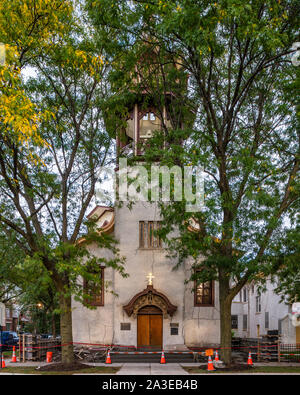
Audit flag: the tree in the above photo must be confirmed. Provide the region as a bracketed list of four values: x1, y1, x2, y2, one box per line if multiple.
[0, 232, 25, 304]
[0, 0, 73, 149]
[87, 0, 299, 364]
[0, 1, 127, 366]
[268, 227, 300, 304]
[0, 230, 60, 335]
[18, 281, 60, 336]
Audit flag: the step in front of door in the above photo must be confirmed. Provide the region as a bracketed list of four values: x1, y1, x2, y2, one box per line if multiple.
[108, 353, 196, 363]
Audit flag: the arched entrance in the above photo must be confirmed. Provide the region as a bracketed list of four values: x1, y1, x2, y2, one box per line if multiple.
[137, 305, 162, 349]
[123, 284, 177, 350]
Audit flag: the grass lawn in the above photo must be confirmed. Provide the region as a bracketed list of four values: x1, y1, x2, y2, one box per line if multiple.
[183, 366, 300, 374]
[0, 366, 120, 375]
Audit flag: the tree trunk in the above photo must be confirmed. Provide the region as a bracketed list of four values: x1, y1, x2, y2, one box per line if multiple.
[58, 292, 74, 365]
[219, 275, 232, 366]
[51, 311, 56, 338]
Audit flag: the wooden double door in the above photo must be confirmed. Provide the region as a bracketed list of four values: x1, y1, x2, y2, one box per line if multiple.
[137, 306, 163, 349]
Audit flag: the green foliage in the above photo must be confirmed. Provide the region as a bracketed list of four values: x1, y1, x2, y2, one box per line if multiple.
[267, 227, 300, 303]
[95, 0, 299, 282]
[87, 0, 299, 363]
[0, 0, 128, 362]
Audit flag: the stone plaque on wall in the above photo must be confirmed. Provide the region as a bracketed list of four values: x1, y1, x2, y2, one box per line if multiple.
[121, 323, 131, 331]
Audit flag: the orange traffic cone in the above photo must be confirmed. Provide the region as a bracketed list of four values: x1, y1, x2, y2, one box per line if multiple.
[105, 350, 112, 364]
[207, 355, 215, 371]
[214, 350, 219, 362]
[247, 352, 253, 366]
[160, 350, 166, 364]
[1, 355, 5, 368]
[11, 346, 17, 363]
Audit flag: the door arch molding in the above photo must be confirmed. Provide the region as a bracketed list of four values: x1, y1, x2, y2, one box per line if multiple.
[123, 285, 177, 318]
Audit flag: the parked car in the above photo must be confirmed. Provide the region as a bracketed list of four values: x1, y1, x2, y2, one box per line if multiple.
[40, 334, 53, 339]
[0, 331, 19, 351]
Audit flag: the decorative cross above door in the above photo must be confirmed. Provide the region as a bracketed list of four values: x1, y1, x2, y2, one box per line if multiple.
[146, 272, 155, 286]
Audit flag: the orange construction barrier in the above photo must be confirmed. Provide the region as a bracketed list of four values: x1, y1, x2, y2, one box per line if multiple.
[214, 350, 219, 362]
[46, 351, 53, 363]
[160, 350, 166, 364]
[105, 350, 112, 364]
[247, 352, 253, 366]
[207, 355, 215, 371]
[11, 346, 17, 363]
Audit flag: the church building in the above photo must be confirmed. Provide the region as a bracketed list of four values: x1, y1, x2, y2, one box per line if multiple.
[72, 200, 221, 350]
[72, 45, 221, 351]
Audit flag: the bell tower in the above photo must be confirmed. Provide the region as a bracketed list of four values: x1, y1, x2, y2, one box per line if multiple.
[118, 99, 173, 157]
[113, 42, 191, 160]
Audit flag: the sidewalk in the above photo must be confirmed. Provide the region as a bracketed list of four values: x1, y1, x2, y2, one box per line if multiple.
[116, 363, 189, 375]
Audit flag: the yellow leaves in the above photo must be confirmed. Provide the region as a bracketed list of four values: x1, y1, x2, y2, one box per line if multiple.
[0, 58, 50, 151]
[0, 1, 92, 161]
[27, 151, 40, 167]
[75, 49, 88, 63]
[21, 1, 29, 15]
[158, 0, 167, 8]
[0, 0, 73, 57]
[176, 5, 182, 12]
[66, 48, 104, 77]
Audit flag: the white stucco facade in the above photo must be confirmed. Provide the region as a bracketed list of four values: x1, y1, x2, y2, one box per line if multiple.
[231, 279, 299, 343]
[72, 202, 221, 350]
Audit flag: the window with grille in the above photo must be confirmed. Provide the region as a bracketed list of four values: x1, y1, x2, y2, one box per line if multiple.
[170, 323, 179, 335]
[243, 288, 248, 302]
[256, 295, 261, 313]
[83, 267, 104, 306]
[139, 221, 162, 249]
[194, 279, 214, 306]
[243, 314, 248, 331]
[278, 319, 282, 334]
[265, 312, 269, 329]
[231, 315, 238, 329]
